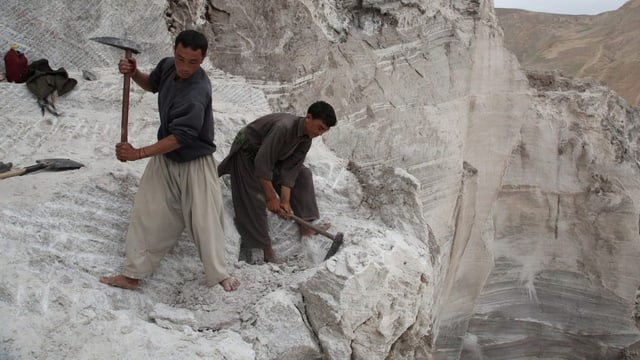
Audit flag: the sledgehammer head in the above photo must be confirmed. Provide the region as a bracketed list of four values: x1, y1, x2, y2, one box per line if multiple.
[324, 232, 344, 260]
[90, 36, 142, 54]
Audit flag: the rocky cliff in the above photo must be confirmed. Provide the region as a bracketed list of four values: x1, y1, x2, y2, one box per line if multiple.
[496, 0, 640, 106]
[1, 0, 640, 359]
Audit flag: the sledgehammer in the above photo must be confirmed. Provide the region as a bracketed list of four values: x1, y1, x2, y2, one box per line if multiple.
[290, 214, 344, 260]
[90, 36, 142, 143]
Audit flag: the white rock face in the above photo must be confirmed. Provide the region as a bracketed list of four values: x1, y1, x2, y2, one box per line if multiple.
[444, 72, 640, 359]
[244, 290, 323, 360]
[2, 0, 640, 359]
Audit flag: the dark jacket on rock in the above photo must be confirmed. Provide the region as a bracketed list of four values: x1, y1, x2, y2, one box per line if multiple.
[25, 59, 77, 100]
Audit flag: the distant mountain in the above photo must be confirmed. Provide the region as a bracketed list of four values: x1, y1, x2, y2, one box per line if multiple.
[496, 0, 640, 105]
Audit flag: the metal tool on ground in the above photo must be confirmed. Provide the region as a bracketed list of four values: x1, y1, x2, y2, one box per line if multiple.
[90, 36, 142, 143]
[0, 161, 12, 173]
[290, 214, 344, 260]
[0, 158, 84, 180]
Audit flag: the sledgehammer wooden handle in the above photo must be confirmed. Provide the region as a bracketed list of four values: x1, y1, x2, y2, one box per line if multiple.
[290, 214, 335, 240]
[291, 214, 344, 260]
[290, 214, 344, 260]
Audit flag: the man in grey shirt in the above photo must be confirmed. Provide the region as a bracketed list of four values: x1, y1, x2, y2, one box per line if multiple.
[100, 30, 240, 292]
[218, 101, 337, 263]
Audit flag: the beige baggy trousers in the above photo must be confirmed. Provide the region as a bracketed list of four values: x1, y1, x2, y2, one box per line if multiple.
[122, 154, 228, 286]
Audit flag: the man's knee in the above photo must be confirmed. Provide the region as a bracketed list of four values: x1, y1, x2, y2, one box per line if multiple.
[296, 167, 314, 188]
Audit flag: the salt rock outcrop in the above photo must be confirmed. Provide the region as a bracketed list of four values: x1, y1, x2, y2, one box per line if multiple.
[441, 71, 640, 359]
[178, 0, 537, 357]
[2, 0, 640, 359]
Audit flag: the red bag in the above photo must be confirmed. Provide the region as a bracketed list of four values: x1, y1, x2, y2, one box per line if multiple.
[4, 45, 29, 83]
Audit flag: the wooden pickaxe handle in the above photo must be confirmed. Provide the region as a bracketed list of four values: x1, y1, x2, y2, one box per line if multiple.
[89, 36, 142, 145]
[121, 48, 132, 143]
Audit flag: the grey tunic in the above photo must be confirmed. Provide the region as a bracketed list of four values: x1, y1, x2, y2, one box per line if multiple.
[149, 57, 216, 162]
[218, 113, 319, 249]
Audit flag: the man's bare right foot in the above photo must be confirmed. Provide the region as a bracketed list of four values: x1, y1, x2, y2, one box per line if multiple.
[263, 246, 283, 264]
[220, 277, 241, 292]
[99, 275, 139, 290]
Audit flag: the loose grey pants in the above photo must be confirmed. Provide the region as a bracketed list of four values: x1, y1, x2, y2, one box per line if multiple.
[122, 154, 229, 286]
[225, 151, 319, 250]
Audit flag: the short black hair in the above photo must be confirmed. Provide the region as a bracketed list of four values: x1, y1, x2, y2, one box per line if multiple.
[175, 30, 208, 56]
[307, 101, 337, 127]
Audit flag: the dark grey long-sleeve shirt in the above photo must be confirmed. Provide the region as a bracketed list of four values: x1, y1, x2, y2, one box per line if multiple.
[148, 57, 216, 162]
[246, 113, 310, 187]
[219, 113, 311, 187]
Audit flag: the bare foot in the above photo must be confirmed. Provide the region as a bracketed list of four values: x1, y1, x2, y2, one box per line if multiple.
[99, 275, 139, 290]
[263, 246, 283, 264]
[300, 222, 331, 238]
[220, 277, 240, 292]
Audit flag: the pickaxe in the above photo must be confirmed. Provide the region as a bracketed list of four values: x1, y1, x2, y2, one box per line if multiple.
[90, 36, 142, 143]
[290, 214, 344, 260]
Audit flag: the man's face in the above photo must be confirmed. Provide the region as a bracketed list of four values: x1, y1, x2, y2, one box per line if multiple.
[174, 43, 204, 80]
[304, 115, 330, 138]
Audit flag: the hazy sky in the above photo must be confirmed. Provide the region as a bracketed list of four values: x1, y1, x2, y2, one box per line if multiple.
[493, 0, 628, 15]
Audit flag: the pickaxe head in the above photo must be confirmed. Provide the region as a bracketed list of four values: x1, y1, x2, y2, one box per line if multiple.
[90, 36, 142, 54]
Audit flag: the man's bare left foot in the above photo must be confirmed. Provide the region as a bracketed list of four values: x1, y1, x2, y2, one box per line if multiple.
[99, 275, 139, 290]
[220, 277, 240, 292]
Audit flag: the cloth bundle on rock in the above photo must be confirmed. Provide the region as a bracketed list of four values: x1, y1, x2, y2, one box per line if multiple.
[25, 59, 77, 116]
